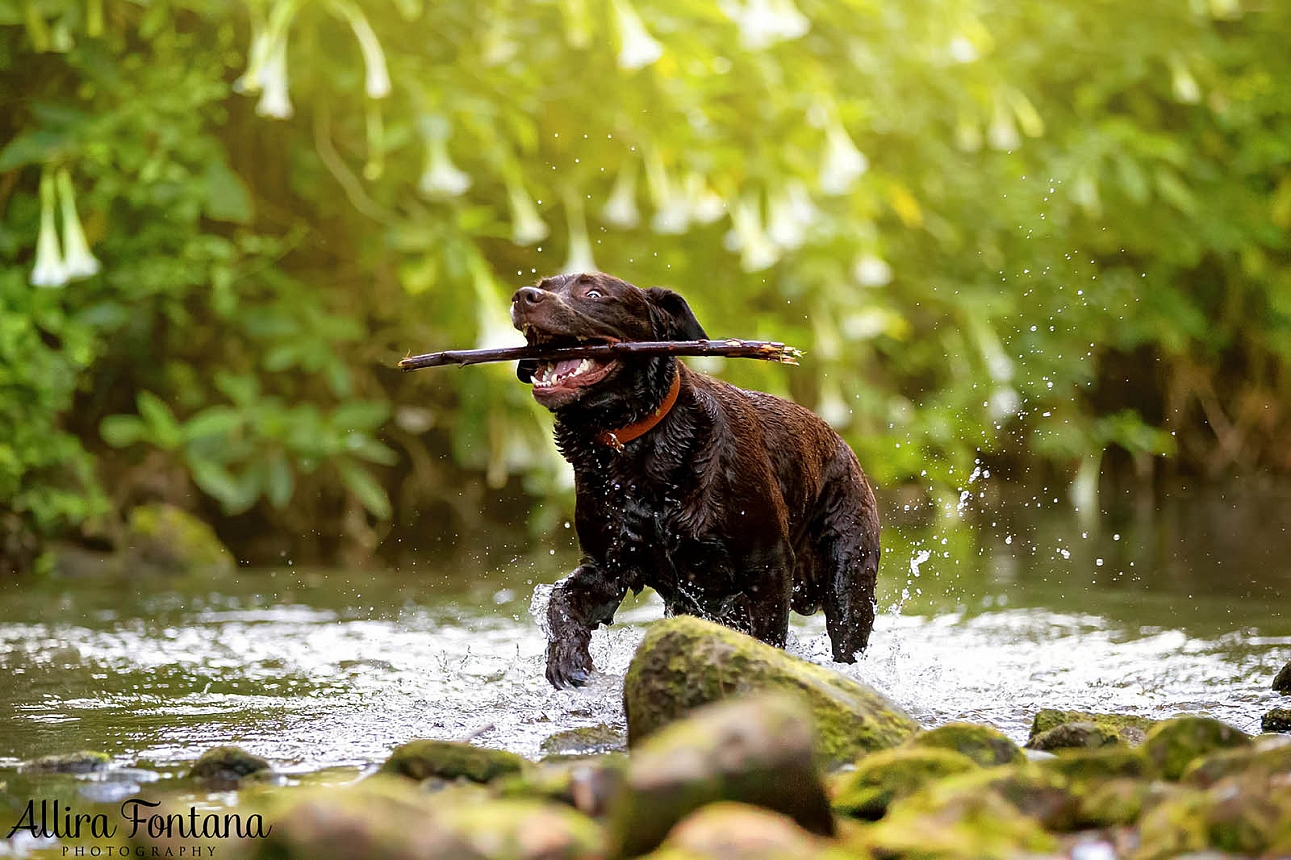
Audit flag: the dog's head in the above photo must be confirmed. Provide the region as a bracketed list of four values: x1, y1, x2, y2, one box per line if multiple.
[510, 272, 707, 413]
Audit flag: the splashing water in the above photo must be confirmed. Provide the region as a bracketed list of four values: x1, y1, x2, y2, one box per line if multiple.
[0, 489, 1287, 768]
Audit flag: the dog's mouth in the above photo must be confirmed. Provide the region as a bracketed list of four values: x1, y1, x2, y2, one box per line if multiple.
[519, 329, 621, 405]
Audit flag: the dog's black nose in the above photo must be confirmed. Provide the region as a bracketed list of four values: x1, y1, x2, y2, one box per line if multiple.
[513, 286, 546, 306]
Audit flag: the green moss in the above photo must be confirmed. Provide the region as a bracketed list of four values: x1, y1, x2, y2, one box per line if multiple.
[22, 750, 110, 773]
[1027, 721, 1123, 751]
[1133, 790, 1211, 860]
[1181, 742, 1291, 787]
[831, 747, 978, 820]
[492, 755, 626, 817]
[540, 724, 625, 756]
[611, 693, 834, 858]
[914, 763, 1077, 831]
[1074, 777, 1154, 827]
[862, 789, 1057, 858]
[190, 745, 272, 782]
[906, 723, 1022, 767]
[1273, 660, 1291, 693]
[659, 802, 836, 860]
[1037, 746, 1149, 790]
[623, 616, 919, 765]
[1142, 716, 1250, 781]
[125, 503, 235, 574]
[377, 738, 528, 784]
[1028, 709, 1154, 746]
[1261, 707, 1291, 733]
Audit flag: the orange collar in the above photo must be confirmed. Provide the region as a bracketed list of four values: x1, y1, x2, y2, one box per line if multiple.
[596, 370, 681, 451]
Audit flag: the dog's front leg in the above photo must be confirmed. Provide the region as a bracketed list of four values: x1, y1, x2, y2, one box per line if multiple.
[545, 563, 627, 689]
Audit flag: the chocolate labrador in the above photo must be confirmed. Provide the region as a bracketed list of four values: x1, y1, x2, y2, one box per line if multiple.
[511, 272, 881, 689]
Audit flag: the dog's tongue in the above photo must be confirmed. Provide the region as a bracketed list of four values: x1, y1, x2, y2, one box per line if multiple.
[553, 358, 583, 377]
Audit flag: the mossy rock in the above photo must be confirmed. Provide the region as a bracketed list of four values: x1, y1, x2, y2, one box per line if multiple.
[831, 748, 978, 820]
[22, 750, 110, 773]
[1028, 709, 1154, 746]
[1027, 721, 1123, 751]
[125, 503, 235, 575]
[1074, 777, 1158, 828]
[190, 745, 273, 782]
[1262, 707, 1291, 733]
[540, 724, 626, 757]
[1133, 779, 1291, 860]
[1142, 716, 1250, 781]
[913, 762, 1077, 831]
[493, 755, 626, 817]
[250, 779, 603, 860]
[652, 802, 842, 860]
[1181, 741, 1291, 787]
[1036, 746, 1149, 791]
[859, 789, 1057, 859]
[378, 738, 528, 784]
[610, 693, 834, 858]
[1272, 659, 1291, 693]
[623, 615, 918, 764]
[906, 723, 1022, 767]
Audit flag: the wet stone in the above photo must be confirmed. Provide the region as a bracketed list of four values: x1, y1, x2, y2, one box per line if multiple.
[540, 724, 625, 757]
[1261, 707, 1291, 733]
[1028, 709, 1154, 746]
[1142, 716, 1251, 781]
[610, 692, 834, 858]
[655, 802, 834, 860]
[831, 747, 979, 820]
[378, 738, 528, 784]
[623, 615, 918, 765]
[22, 751, 111, 774]
[190, 745, 273, 783]
[1028, 721, 1124, 751]
[1272, 660, 1291, 693]
[906, 722, 1023, 767]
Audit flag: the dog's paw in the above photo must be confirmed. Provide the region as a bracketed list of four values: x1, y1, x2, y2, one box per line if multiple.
[546, 639, 594, 690]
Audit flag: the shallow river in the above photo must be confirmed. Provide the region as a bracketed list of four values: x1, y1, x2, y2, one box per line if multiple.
[1, 484, 1288, 774]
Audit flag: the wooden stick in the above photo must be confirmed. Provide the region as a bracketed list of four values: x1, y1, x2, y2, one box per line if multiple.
[398, 339, 803, 371]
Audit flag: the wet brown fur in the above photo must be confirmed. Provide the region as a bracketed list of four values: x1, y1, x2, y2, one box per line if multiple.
[511, 273, 881, 688]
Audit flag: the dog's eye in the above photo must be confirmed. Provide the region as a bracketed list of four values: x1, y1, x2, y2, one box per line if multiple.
[586, 288, 604, 298]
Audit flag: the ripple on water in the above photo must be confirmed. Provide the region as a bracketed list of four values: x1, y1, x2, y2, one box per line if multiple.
[0, 578, 1285, 768]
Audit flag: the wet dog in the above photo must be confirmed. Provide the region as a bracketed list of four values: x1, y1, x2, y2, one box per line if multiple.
[512, 272, 881, 688]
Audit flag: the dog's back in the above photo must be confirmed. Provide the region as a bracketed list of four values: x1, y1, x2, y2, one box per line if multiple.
[682, 367, 881, 632]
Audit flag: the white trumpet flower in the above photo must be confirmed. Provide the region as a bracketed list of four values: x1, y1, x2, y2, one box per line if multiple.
[987, 96, 1020, 151]
[255, 36, 293, 119]
[819, 117, 868, 195]
[724, 192, 778, 272]
[417, 117, 471, 198]
[30, 169, 67, 288]
[1170, 57, 1201, 104]
[601, 163, 641, 229]
[507, 177, 549, 246]
[852, 253, 892, 287]
[685, 173, 726, 224]
[561, 191, 597, 275]
[766, 181, 816, 249]
[56, 168, 100, 280]
[329, 0, 391, 99]
[645, 152, 689, 234]
[233, 19, 270, 94]
[612, 0, 663, 71]
[721, 0, 809, 50]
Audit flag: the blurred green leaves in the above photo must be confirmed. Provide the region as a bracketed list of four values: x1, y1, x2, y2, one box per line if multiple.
[1, 0, 1289, 563]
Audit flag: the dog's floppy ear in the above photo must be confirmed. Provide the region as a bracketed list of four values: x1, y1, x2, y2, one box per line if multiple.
[517, 358, 537, 383]
[646, 287, 708, 341]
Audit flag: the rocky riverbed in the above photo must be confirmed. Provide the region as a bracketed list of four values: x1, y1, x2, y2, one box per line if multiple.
[6, 616, 1290, 860]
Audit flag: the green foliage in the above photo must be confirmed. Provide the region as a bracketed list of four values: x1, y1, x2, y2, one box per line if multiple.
[1, 0, 1288, 562]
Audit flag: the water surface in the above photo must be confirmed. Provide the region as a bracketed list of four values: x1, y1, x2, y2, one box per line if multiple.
[1, 484, 1288, 773]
